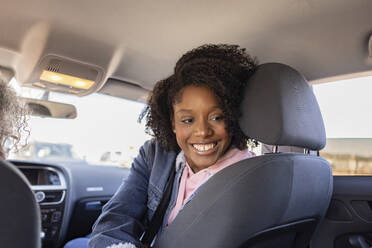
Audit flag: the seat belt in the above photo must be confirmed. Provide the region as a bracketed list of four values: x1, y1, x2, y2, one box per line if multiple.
[142, 165, 176, 247]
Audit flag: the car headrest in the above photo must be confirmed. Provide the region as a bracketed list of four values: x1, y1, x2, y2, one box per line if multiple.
[239, 63, 326, 150]
[0, 159, 41, 248]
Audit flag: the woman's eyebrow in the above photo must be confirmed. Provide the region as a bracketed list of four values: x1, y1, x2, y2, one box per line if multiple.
[175, 109, 192, 114]
[176, 106, 222, 114]
[210, 106, 222, 111]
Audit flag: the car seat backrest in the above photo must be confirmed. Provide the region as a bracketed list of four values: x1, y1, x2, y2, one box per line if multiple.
[0, 159, 41, 248]
[154, 63, 333, 248]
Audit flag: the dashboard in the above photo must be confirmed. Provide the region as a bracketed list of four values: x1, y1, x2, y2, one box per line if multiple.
[10, 160, 130, 248]
[15, 164, 67, 247]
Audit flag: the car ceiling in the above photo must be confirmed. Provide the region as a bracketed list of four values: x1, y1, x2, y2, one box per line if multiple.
[0, 0, 371, 93]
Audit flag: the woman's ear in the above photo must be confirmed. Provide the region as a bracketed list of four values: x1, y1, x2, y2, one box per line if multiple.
[0, 149, 5, 160]
[171, 118, 176, 133]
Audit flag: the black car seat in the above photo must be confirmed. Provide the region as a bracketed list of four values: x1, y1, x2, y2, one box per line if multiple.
[154, 63, 333, 248]
[0, 159, 41, 248]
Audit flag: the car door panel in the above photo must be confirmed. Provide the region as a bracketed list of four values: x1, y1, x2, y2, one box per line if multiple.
[312, 176, 372, 248]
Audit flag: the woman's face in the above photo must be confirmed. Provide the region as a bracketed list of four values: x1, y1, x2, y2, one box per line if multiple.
[172, 85, 232, 173]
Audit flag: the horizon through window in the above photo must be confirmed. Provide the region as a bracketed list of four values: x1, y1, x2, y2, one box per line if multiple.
[313, 75, 372, 175]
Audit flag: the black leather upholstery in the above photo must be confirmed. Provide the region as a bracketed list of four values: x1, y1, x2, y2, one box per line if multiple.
[155, 63, 333, 248]
[0, 159, 41, 248]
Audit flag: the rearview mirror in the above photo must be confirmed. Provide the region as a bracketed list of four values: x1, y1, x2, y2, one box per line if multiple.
[21, 97, 77, 119]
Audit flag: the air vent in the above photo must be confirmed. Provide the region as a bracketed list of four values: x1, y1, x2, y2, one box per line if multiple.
[40, 191, 65, 205]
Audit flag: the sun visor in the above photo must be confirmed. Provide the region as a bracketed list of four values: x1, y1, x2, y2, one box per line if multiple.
[26, 55, 104, 96]
[98, 78, 149, 103]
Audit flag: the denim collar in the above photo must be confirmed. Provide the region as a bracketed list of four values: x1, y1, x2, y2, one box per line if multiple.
[175, 151, 186, 171]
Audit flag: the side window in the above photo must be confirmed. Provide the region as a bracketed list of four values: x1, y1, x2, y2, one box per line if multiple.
[313, 76, 372, 175]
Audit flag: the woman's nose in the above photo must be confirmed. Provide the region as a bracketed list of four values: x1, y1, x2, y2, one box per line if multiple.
[194, 120, 212, 137]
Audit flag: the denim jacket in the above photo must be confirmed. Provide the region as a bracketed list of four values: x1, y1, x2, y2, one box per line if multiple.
[88, 140, 184, 248]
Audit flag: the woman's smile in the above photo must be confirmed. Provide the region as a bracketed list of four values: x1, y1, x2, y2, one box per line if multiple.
[191, 142, 217, 153]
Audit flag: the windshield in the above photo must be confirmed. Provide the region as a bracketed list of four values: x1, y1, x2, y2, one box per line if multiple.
[9, 79, 151, 167]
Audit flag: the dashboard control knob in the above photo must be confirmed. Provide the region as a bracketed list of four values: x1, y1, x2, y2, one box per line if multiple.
[35, 191, 45, 203]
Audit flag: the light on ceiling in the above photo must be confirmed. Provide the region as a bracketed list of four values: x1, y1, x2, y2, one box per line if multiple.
[40, 70, 94, 90]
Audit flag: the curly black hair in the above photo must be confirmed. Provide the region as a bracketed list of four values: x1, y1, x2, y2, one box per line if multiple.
[0, 79, 29, 158]
[139, 44, 258, 151]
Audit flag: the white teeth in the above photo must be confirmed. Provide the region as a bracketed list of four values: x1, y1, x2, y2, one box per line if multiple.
[192, 143, 215, 152]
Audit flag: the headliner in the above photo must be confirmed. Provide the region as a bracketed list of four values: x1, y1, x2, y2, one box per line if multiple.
[0, 0, 371, 91]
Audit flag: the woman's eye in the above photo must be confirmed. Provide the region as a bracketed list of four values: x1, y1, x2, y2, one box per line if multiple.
[211, 115, 224, 121]
[181, 118, 193, 124]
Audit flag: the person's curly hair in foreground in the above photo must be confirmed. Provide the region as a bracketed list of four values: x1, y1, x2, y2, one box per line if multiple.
[140, 44, 258, 152]
[0, 79, 28, 159]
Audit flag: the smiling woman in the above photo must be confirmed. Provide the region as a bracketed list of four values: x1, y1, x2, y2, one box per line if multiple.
[75, 44, 259, 248]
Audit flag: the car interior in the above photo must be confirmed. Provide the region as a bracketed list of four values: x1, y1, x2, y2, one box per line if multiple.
[1, 0, 372, 248]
